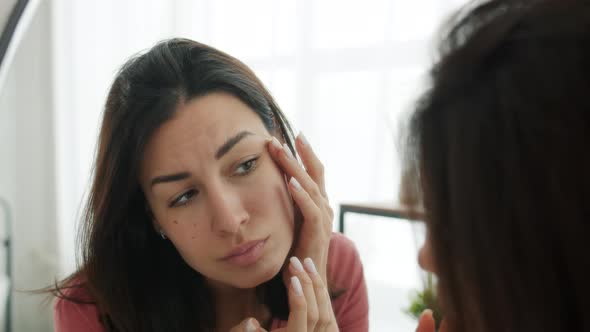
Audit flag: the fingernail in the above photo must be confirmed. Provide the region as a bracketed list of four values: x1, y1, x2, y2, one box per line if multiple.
[419, 309, 433, 320]
[283, 143, 294, 159]
[290, 256, 304, 272]
[289, 177, 302, 191]
[245, 318, 257, 332]
[291, 276, 303, 296]
[303, 257, 318, 275]
[298, 132, 309, 146]
[271, 137, 282, 150]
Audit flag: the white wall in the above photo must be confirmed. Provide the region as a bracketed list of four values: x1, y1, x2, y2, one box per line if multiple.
[0, 0, 58, 330]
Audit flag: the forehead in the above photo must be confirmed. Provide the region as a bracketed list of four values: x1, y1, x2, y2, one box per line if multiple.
[140, 92, 270, 177]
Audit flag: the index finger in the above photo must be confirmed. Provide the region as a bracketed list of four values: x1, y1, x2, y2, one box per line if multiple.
[295, 133, 328, 199]
[267, 137, 324, 205]
[415, 309, 435, 332]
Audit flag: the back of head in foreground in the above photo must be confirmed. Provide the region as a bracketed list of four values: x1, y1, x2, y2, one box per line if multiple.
[411, 0, 590, 331]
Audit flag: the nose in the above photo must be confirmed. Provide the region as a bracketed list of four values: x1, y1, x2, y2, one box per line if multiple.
[208, 184, 249, 236]
[418, 232, 436, 274]
[418, 245, 432, 272]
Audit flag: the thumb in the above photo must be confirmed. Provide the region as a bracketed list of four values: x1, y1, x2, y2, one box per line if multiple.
[415, 309, 435, 332]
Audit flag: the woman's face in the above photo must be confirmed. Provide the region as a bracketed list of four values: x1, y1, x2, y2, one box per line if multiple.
[140, 92, 295, 289]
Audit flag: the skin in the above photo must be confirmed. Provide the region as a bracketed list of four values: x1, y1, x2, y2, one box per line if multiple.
[265, 125, 337, 331]
[231, 257, 336, 332]
[139, 92, 295, 328]
[139, 91, 337, 331]
[418, 230, 436, 275]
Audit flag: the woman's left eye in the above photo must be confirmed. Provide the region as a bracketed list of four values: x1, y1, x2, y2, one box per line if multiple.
[234, 157, 259, 176]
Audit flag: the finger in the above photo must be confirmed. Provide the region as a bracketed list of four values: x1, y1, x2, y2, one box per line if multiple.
[267, 137, 325, 206]
[295, 133, 328, 198]
[288, 177, 322, 224]
[229, 317, 260, 332]
[286, 276, 308, 332]
[287, 179, 331, 282]
[289, 257, 319, 330]
[415, 309, 435, 332]
[288, 177, 329, 246]
[303, 257, 333, 330]
[320, 198, 334, 232]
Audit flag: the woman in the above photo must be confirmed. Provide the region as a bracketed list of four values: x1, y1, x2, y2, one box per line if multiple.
[53, 39, 368, 331]
[411, 0, 590, 331]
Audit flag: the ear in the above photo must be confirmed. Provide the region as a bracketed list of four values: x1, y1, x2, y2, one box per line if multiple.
[146, 206, 167, 239]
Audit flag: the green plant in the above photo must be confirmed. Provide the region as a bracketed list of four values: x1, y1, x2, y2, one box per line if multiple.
[405, 272, 442, 328]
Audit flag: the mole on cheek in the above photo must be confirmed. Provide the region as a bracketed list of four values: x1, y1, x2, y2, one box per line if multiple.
[173, 220, 178, 224]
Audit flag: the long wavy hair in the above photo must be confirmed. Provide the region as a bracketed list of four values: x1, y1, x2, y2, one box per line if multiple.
[53, 38, 300, 331]
[409, 0, 590, 331]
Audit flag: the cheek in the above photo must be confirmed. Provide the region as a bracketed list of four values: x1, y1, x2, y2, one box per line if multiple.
[153, 207, 211, 257]
[253, 181, 293, 220]
[168, 220, 206, 240]
[167, 223, 215, 268]
[244, 169, 295, 238]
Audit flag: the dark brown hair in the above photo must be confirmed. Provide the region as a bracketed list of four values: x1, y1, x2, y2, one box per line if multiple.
[409, 0, 590, 331]
[53, 38, 299, 331]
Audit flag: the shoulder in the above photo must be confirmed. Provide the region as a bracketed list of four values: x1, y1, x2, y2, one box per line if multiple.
[327, 232, 362, 276]
[53, 281, 104, 332]
[327, 232, 369, 331]
[328, 232, 358, 253]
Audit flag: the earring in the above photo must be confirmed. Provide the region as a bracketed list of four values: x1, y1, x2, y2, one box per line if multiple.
[159, 229, 167, 240]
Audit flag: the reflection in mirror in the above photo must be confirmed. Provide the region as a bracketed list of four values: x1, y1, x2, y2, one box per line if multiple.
[0, 1, 470, 331]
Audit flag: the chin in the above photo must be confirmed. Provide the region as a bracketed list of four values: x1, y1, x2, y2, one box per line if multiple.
[234, 258, 285, 289]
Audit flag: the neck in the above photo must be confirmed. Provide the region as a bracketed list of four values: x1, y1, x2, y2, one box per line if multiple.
[209, 281, 270, 330]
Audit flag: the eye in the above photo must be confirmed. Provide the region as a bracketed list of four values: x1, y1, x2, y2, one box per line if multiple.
[234, 157, 259, 176]
[170, 189, 198, 208]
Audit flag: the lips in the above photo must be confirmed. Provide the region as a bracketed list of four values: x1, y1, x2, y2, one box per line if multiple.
[221, 236, 269, 267]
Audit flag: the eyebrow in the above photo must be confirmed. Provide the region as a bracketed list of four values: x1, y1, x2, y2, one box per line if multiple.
[215, 130, 254, 160]
[151, 172, 191, 188]
[150, 130, 254, 188]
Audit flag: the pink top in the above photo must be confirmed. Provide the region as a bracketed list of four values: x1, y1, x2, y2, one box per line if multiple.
[54, 232, 369, 331]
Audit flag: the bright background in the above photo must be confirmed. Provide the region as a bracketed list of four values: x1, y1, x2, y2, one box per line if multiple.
[0, 0, 468, 330]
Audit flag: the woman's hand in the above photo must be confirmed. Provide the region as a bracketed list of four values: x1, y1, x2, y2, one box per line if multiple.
[267, 133, 334, 284]
[228, 317, 262, 332]
[233, 257, 337, 332]
[415, 310, 448, 332]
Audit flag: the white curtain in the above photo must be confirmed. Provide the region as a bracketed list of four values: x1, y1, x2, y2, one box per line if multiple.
[51, 0, 468, 329]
